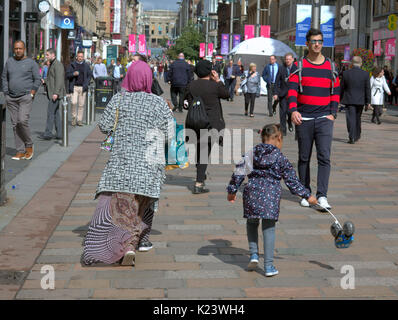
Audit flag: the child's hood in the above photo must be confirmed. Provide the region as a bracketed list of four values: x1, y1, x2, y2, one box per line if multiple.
[252, 143, 280, 170]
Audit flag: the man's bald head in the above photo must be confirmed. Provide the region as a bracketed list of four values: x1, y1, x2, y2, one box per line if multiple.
[178, 53, 185, 60]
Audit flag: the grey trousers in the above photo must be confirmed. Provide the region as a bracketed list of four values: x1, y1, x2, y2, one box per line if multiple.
[43, 98, 62, 139]
[5, 94, 33, 153]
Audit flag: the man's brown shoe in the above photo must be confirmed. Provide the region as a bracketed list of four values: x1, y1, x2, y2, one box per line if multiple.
[24, 146, 34, 160]
[12, 152, 25, 160]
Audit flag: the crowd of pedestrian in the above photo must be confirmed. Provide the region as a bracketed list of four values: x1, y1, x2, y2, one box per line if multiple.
[2, 28, 396, 278]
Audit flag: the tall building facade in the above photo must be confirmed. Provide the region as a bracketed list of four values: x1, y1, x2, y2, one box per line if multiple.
[143, 10, 178, 48]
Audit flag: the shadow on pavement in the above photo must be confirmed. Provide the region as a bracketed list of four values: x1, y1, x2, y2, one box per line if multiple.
[197, 239, 284, 276]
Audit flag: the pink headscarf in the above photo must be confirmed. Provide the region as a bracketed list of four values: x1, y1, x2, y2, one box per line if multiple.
[121, 60, 153, 93]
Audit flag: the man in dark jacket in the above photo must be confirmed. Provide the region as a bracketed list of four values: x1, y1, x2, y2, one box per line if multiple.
[222, 59, 240, 101]
[340, 56, 371, 144]
[66, 51, 92, 126]
[167, 53, 191, 112]
[274, 52, 295, 136]
[262, 55, 281, 117]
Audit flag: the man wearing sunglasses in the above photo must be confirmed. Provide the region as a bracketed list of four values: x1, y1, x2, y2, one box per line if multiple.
[288, 29, 340, 211]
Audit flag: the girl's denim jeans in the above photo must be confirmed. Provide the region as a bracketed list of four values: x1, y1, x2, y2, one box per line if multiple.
[246, 218, 276, 268]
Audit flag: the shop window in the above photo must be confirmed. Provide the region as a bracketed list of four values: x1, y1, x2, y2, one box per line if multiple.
[381, 0, 390, 15]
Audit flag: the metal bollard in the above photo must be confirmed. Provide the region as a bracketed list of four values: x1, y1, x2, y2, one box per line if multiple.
[90, 85, 95, 122]
[62, 97, 68, 147]
[86, 87, 92, 125]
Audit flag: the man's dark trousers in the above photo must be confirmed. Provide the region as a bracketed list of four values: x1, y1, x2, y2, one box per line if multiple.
[225, 78, 236, 100]
[43, 98, 62, 139]
[296, 117, 334, 198]
[267, 84, 278, 116]
[345, 105, 363, 141]
[170, 86, 185, 111]
[278, 95, 292, 134]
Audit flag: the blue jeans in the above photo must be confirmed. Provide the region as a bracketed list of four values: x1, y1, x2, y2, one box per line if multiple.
[246, 218, 276, 268]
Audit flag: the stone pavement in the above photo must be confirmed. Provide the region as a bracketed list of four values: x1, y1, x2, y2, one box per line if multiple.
[1, 83, 398, 299]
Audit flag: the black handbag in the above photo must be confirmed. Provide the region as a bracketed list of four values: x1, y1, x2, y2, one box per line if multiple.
[185, 95, 210, 132]
[151, 78, 164, 96]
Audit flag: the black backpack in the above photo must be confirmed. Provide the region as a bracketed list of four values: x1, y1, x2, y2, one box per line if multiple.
[185, 95, 210, 132]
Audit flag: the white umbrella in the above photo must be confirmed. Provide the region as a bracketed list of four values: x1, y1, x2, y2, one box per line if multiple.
[229, 37, 298, 58]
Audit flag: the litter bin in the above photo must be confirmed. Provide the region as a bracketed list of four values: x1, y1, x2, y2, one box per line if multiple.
[0, 103, 7, 205]
[95, 77, 114, 111]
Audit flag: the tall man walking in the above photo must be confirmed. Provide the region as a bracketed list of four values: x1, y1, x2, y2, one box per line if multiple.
[274, 52, 295, 136]
[288, 29, 340, 210]
[223, 59, 240, 101]
[39, 48, 66, 140]
[66, 51, 92, 126]
[1, 40, 41, 160]
[262, 55, 280, 117]
[167, 53, 191, 112]
[340, 56, 371, 144]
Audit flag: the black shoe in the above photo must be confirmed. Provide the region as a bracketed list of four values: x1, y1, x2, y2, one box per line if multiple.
[269, 113, 273, 117]
[193, 184, 210, 194]
[38, 135, 52, 140]
[178, 109, 183, 113]
[371, 119, 376, 123]
[172, 107, 177, 112]
[288, 123, 294, 132]
[138, 241, 153, 252]
[347, 139, 355, 144]
[230, 98, 234, 102]
[244, 112, 248, 116]
[377, 121, 381, 125]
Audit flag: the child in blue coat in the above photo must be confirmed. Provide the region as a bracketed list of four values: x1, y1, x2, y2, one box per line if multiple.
[227, 124, 317, 276]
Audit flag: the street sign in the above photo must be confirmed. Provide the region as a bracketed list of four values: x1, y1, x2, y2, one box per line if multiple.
[67, 30, 76, 40]
[83, 40, 93, 48]
[106, 46, 118, 65]
[387, 14, 397, 31]
[24, 12, 38, 23]
[54, 15, 75, 29]
[112, 39, 122, 45]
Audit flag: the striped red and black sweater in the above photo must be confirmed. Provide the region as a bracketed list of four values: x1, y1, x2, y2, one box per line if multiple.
[288, 57, 340, 118]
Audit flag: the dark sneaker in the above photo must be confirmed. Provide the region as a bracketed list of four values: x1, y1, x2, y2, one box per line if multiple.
[138, 241, 153, 252]
[38, 134, 52, 140]
[193, 184, 210, 194]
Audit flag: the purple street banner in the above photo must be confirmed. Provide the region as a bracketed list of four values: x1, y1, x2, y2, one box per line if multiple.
[232, 34, 241, 49]
[221, 34, 229, 55]
[344, 46, 350, 61]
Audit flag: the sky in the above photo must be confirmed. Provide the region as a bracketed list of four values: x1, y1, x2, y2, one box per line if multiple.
[141, 0, 179, 11]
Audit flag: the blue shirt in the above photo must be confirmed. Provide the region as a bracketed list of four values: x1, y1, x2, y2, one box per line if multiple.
[113, 65, 121, 79]
[270, 63, 278, 83]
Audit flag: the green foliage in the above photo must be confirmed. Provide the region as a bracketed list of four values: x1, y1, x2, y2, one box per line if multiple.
[158, 37, 169, 48]
[166, 23, 205, 61]
[352, 48, 375, 73]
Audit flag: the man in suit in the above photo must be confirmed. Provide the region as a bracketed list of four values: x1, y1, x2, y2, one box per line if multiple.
[39, 48, 66, 140]
[340, 56, 371, 144]
[223, 59, 240, 101]
[262, 55, 280, 117]
[274, 52, 295, 136]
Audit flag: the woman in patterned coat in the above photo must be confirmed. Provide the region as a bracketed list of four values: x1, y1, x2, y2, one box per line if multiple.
[227, 124, 317, 276]
[83, 60, 174, 266]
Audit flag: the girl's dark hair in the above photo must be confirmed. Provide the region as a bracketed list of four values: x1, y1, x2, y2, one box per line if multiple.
[372, 66, 382, 77]
[261, 124, 282, 141]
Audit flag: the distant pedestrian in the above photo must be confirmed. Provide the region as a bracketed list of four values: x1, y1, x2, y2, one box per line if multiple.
[1, 40, 40, 160]
[112, 58, 126, 93]
[340, 56, 371, 144]
[126, 55, 134, 69]
[223, 59, 240, 101]
[227, 124, 317, 277]
[391, 70, 398, 105]
[83, 60, 173, 266]
[235, 59, 244, 96]
[274, 53, 295, 136]
[370, 66, 391, 125]
[158, 62, 164, 80]
[211, 57, 222, 75]
[288, 28, 340, 210]
[107, 59, 115, 76]
[92, 56, 108, 79]
[184, 60, 229, 194]
[241, 63, 261, 117]
[262, 55, 280, 117]
[166, 53, 191, 112]
[163, 61, 169, 83]
[66, 50, 92, 126]
[38, 48, 66, 140]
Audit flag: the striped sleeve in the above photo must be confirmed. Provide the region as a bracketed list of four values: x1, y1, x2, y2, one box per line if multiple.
[287, 62, 299, 112]
[330, 71, 340, 114]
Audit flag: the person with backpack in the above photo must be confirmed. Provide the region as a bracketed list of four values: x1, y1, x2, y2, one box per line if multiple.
[184, 60, 229, 194]
[288, 28, 340, 210]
